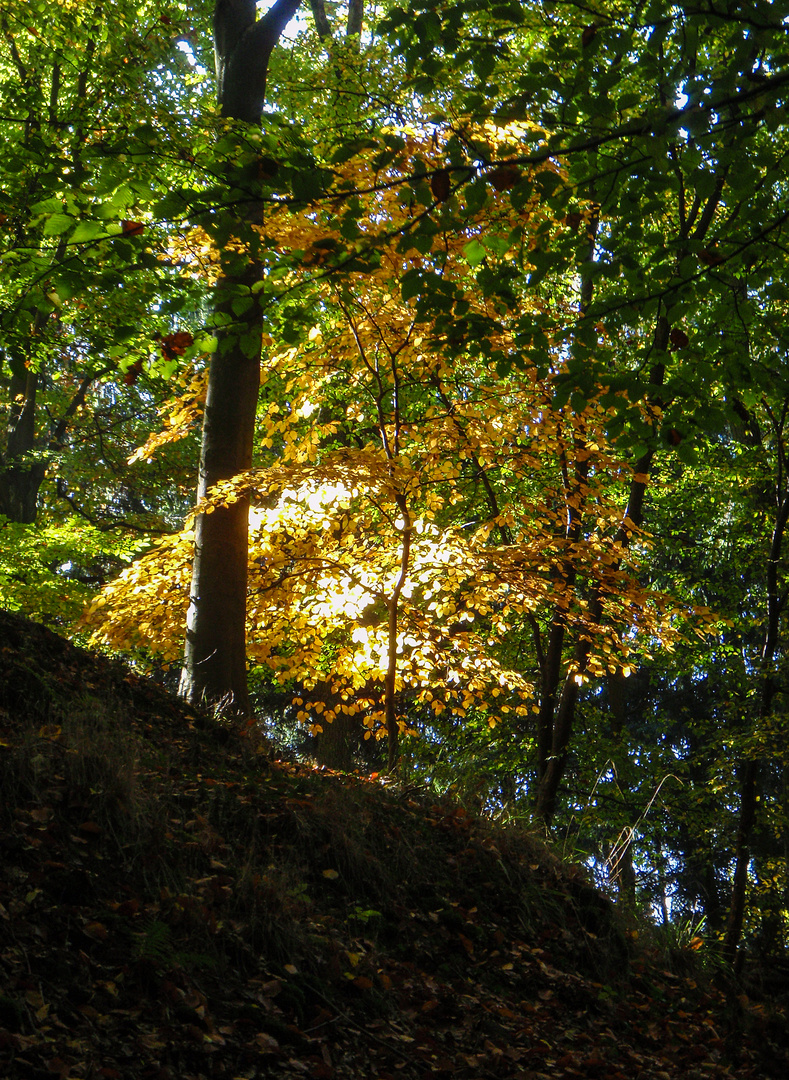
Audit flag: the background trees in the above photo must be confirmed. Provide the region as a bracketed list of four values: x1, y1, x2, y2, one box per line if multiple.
[3, 0, 789, 961]
[0, 0, 202, 619]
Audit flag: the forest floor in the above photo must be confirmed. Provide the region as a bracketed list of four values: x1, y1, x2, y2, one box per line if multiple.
[1, 607, 788, 1080]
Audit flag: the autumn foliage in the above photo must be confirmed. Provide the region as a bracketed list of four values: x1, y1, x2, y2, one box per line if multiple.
[84, 127, 696, 754]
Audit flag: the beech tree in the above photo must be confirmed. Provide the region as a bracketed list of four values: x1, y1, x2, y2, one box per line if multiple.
[179, 0, 302, 713]
[0, 3, 181, 525]
[84, 126, 695, 780]
[0, 1, 203, 622]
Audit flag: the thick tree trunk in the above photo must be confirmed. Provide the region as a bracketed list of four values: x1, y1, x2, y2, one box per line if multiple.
[179, 262, 262, 713]
[180, 0, 301, 712]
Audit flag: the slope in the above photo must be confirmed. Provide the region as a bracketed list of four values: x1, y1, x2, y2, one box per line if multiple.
[0, 607, 786, 1079]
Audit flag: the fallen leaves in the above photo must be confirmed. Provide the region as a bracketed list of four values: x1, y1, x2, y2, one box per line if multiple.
[0, 607, 787, 1080]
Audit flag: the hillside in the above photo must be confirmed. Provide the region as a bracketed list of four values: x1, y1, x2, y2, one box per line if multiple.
[0, 607, 787, 1080]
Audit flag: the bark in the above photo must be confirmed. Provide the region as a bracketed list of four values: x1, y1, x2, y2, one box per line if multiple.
[179, 0, 302, 712]
[213, 0, 301, 123]
[308, 0, 332, 39]
[723, 487, 789, 963]
[179, 263, 263, 713]
[385, 495, 412, 772]
[725, 758, 760, 967]
[532, 204, 599, 822]
[0, 35, 74, 525]
[307, 0, 363, 42]
[313, 710, 356, 771]
[346, 0, 363, 37]
[534, 439, 661, 823]
[0, 368, 45, 523]
[534, 305, 668, 825]
[533, 129, 729, 826]
[1, 355, 101, 525]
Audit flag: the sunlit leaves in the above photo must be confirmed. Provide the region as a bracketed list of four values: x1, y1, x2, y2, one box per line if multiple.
[85, 122, 683, 745]
[0, 517, 140, 628]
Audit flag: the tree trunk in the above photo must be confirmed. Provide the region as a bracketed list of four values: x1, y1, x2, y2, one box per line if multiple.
[179, 263, 262, 713]
[384, 503, 411, 773]
[723, 489, 789, 963]
[0, 34, 96, 526]
[534, 308, 668, 825]
[180, 0, 301, 712]
[0, 307, 52, 524]
[0, 370, 45, 523]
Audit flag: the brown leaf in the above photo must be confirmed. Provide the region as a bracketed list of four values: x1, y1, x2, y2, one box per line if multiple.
[254, 1031, 279, 1052]
[304, 238, 340, 266]
[699, 246, 725, 266]
[458, 933, 475, 956]
[84, 921, 109, 941]
[115, 898, 140, 917]
[487, 166, 520, 191]
[123, 360, 144, 386]
[582, 24, 598, 47]
[431, 168, 451, 202]
[160, 331, 194, 361]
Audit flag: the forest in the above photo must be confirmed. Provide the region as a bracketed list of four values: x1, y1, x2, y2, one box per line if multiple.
[1, 0, 789, 973]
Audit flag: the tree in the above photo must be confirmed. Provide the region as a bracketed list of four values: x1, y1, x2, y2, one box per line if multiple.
[179, 0, 303, 715]
[0, 2, 204, 618]
[85, 126, 689, 781]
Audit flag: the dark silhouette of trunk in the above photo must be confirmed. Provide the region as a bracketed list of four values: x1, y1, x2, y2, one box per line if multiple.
[531, 202, 599, 822]
[603, 668, 637, 907]
[534, 153, 727, 825]
[0, 29, 78, 526]
[384, 494, 412, 772]
[309, 0, 363, 40]
[180, 0, 301, 713]
[723, 487, 789, 964]
[0, 367, 46, 524]
[534, 434, 660, 823]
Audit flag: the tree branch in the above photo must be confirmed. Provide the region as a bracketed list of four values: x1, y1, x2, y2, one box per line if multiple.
[308, 0, 332, 39]
[215, 0, 303, 123]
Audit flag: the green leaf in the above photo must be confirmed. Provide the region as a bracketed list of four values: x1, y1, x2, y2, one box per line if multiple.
[473, 47, 497, 82]
[401, 269, 423, 303]
[71, 221, 107, 244]
[463, 239, 487, 267]
[42, 213, 74, 237]
[491, 3, 524, 22]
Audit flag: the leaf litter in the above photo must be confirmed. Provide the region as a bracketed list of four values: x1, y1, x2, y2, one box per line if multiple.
[1, 607, 787, 1079]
